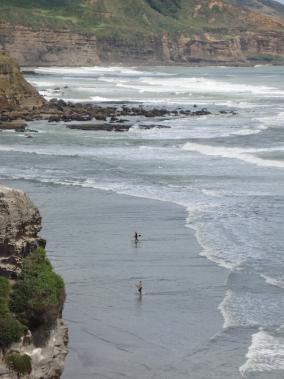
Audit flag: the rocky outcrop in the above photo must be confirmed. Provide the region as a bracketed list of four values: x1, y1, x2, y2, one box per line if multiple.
[0, 24, 99, 66]
[241, 31, 284, 58]
[1, 22, 284, 65]
[0, 185, 45, 277]
[0, 320, 68, 379]
[0, 184, 68, 379]
[167, 34, 245, 63]
[0, 51, 46, 110]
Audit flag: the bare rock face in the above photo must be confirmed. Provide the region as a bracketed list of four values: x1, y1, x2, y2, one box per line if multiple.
[0, 20, 284, 65]
[0, 320, 68, 379]
[0, 51, 46, 111]
[0, 184, 68, 379]
[0, 24, 99, 66]
[0, 184, 45, 277]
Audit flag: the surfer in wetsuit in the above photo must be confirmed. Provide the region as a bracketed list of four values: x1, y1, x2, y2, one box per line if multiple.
[136, 280, 143, 295]
[135, 232, 139, 243]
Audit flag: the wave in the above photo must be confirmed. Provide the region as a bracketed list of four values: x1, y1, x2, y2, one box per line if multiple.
[240, 329, 284, 376]
[261, 275, 284, 289]
[219, 288, 284, 330]
[182, 142, 284, 169]
[32, 66, 173, 78]
[115, 77, 284, 97]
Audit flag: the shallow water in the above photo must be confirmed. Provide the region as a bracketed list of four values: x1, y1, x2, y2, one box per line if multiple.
[1, 65, 284, 377]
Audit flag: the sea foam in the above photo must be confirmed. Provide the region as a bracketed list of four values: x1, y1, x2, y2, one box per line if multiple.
[240, 329, 284, 376]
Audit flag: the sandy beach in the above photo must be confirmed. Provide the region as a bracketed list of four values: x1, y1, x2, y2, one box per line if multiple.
[2, 180, 251, 379]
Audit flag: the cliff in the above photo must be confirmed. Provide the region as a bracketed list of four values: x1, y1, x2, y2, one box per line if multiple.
[0, 184, 68, 379]
[0, 52, 46, 110]
[0, 186, 45, 278]
[0, 0, 284, 65]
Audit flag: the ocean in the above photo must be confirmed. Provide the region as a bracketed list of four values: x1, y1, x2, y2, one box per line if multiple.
[1, 65, 284, 378]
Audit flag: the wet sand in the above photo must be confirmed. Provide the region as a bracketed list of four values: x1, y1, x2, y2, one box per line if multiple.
[5, 181, 243, 379]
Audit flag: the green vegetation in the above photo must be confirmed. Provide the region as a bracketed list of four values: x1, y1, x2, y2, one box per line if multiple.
[0, 0, 283, 39]
[0, 248, 64, 350]
[145, 0, 181, 16]
[5, 351, 32, 377]
[0, 278, 24, 349]
[245, 52, 284, 62]
[10, 247, 65, 329]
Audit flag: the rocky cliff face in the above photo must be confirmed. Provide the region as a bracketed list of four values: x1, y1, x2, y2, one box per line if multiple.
[0, 22, 284, 65]
[0, 185, 45, 277]
[0, 0, 284, 65]
[0, 24, 99, 67]
[0, 320, 68, 379]
[0, 51, 46, 110]
[0, 184, 68, 379]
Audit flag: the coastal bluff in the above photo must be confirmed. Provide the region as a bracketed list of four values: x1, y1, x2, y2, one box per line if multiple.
[0, 52, 45, 111]
[0, 184, 68, 379]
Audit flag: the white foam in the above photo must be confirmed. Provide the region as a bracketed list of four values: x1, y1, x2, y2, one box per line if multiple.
[33, 66, 172, 78]
[240, 330, 284, 376]
[90, 96, 120, 102]
[116, 77, 284, 97]
[182, 142, 284, 169]
[261, 275, 284, 289]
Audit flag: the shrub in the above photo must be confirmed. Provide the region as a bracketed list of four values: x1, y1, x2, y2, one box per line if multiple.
[0, 277, 10, 316]
[0, 277, 24, 348]
[5, 351, 32, 377]
[0, 316, 24, 348]
[10, 247, 65, 329]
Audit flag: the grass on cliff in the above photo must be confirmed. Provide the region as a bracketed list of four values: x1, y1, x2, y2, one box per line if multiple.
[0, 248, 65, 349]
[0, 277, 24, 349]
[5, 351, 32, 377]
[10, 247, 65, 330]
[1, 0, 275, 39]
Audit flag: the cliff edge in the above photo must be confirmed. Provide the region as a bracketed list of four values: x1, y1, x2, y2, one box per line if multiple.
[0, 52, 46, 111]
[0, 184, 68, 379]
[0, 0, 284, 65]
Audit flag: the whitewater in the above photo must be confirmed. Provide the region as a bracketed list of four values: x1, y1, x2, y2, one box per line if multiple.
[1, 65, 284, 378]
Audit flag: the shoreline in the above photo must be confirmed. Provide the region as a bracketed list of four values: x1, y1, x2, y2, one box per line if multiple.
[3, 179, 237, 379]
[20, 61, 284, 69]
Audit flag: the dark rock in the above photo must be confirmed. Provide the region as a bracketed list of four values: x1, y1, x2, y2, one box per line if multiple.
[0, 120, 27, 131]
[66, 123, 131, 132]
[95, 113, 107, 121]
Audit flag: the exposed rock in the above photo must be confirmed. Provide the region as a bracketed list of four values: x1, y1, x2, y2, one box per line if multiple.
[0, 185, 45, 277]
[0, 52, 46, 111]
[0, 185, 68, 379]
[66, 122, 132, 132]
[0, 320, 68, 379]
[0, 120, 27, 131]
[0, 24, 99, 66]
[0, 23, 284, 66]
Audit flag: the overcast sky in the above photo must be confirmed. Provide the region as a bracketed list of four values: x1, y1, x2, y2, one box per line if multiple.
[277, 0, 284, 3]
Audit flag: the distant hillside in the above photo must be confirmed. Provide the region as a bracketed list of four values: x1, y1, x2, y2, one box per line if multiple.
[0, 0, 284, 65]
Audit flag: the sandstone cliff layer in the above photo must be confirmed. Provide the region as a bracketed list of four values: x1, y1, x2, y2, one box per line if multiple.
[0, 184, 68, 379]
[0, 52, 46, 110]
[0, 23, 284, 65]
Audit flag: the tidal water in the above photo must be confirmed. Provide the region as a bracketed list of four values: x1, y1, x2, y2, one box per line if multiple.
[1, 65, 284, 377]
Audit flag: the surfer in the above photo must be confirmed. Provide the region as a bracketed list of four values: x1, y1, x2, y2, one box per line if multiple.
[134, 232, 139, 242]
[136, 280, 143, 295]
[134, 232, 142, 243]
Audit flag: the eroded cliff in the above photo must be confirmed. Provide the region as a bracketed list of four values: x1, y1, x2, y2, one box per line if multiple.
[0, 0, 284, 65]
[0, 52, 46, 110]
[0, 184, 68, 379]
[1, 23, 284, 66]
